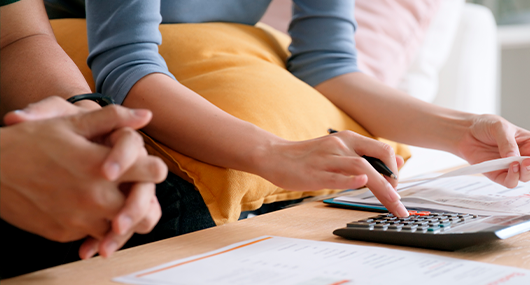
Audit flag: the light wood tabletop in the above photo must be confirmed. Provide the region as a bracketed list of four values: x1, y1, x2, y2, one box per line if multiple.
[4, 200, 530, 285]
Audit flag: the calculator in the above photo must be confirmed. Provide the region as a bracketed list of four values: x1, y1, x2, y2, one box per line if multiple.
[333, 211, 530, 251]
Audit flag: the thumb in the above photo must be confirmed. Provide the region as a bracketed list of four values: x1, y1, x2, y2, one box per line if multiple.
[4, 96, 81, 125]
[495, 124, 520, 158]
[71, 105, 152, 139]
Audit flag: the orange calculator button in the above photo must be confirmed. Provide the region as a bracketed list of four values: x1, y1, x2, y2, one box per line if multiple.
[417, 211, 431, 216]
[408, 210, 418, 215]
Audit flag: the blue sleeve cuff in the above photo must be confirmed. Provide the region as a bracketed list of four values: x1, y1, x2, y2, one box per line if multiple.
[90, 43, 176, 104]
[287, 0, 360, 87]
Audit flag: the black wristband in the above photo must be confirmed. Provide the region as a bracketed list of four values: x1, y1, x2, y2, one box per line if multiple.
[66, 93, 115, 107]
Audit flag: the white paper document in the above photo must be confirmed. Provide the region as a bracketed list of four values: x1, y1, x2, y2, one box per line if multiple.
[114, 236, 530, 285]
[335, 175, 530, 215]
[400, 156, 530, 183]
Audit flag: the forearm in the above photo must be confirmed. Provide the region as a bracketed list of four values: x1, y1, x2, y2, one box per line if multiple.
[123, 73, 284, 174]
[0, 35, 92, 117]
[315, 72, 474, 154]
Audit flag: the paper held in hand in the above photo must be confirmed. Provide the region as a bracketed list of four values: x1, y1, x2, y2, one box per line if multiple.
[399, 156, 530, 183]
[334, 157, 530, 215]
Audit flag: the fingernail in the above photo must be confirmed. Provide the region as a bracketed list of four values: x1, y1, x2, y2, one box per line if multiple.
[395, 202, 409, 218]
[104, 162, 120, 181]
[13, 109, 25, 114]
[386, 184, 401, 202]
[513, 163, 520, 173]
[105, 241, 118, 257]
[526, 165, 530, 172]
[119, 215, 132, 235]
[132, 109, 149, 117]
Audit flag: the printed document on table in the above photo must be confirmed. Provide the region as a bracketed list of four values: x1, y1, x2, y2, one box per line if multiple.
[114, 236, 530, 285]
[335, 175, 530, 215]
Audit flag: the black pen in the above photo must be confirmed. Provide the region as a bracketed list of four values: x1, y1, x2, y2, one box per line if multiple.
[327, 128, 397, 180]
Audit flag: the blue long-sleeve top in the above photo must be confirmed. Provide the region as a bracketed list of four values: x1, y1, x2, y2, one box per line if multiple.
[45, 0, 360, 104]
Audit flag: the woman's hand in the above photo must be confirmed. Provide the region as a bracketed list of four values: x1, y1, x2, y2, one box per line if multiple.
[457, 114, 530, 188]
[257, 130, 409, 217]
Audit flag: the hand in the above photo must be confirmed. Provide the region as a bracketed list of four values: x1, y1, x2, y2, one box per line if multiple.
[0, 103, 167, 256]
[4, 96, 168, 258]
[258, 130, 408, 217]
[457, 114, 530, 188]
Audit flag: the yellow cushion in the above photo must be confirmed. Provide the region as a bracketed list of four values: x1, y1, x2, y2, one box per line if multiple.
[50, 19, 411, 225]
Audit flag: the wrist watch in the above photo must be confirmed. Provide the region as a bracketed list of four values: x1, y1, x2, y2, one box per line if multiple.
[66, 93, 115, 107]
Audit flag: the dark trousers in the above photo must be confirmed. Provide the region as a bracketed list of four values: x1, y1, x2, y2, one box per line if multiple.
[0, 171, 215, 279]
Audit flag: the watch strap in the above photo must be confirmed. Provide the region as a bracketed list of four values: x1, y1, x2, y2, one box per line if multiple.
[66, 93, 115, 107]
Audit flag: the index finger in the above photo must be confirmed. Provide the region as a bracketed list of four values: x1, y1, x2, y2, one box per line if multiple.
[70, 105, 152, 140]
[4, 96, 82, 125]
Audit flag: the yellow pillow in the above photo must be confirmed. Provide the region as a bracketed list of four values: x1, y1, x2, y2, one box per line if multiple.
[50, 20, 410, 225]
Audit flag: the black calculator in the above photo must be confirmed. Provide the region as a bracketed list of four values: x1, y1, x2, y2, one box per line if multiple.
[333, 211, 530, 251]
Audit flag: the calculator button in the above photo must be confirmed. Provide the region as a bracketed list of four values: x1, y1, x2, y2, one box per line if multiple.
[408, 210, 417, 215]
[439, 222, 451, 228]
[427, 226, 441, 232]
[417, 211, 431, 216]
[388, 224, 404, 230]
[403, 225, 418, 230]
[375, 224, 389, 230]
[347, 222, 375, 228]
[358, 219, 374, 223]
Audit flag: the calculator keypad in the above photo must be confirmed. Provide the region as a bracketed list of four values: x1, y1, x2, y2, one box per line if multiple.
[347, 211, 480, 234]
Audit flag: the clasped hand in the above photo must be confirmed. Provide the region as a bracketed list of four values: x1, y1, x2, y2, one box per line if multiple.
[0, 97, 168, 259]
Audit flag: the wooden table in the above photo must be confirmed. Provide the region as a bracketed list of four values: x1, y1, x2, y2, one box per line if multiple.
[5, 201, 530, 284]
